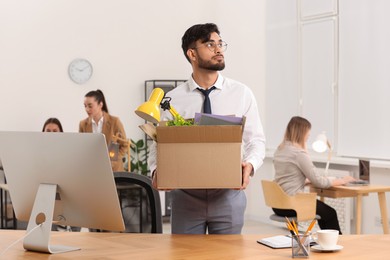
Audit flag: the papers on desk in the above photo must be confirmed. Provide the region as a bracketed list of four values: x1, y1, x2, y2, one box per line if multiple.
[257, 235, 292, 249]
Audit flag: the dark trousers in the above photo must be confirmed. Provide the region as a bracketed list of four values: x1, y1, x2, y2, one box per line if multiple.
[170, 189, 246, 234]
[272, 199, 342, 234]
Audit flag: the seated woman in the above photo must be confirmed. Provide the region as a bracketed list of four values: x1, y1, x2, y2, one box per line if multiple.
[272, 116, 355, 234]
[42, 117, 81, 232]
[42, 117, 63, 132]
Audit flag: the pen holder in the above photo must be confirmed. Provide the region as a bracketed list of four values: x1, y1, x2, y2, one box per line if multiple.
[291, 234, 310, 258]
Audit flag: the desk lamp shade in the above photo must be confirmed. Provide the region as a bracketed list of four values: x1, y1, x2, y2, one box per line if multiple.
[135, 87, 182, 124]
[135, 88, 165, 124]
[312, 133, 328, 153]
[312, 132, 332, 173]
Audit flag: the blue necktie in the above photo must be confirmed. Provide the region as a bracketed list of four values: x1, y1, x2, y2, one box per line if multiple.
[197, 86, 216, 114]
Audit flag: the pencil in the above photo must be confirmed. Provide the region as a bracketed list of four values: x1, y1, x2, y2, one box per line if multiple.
[304, 218, 317, 236]
[285, 217, 294, 232]
[292, 219, 299, 234]
[285, 217, 299, 235]
[285, 217, 309, 256]
[286, 222, 294, 233]
[301, 218, 316, 244]
[285, 216, 291, 226]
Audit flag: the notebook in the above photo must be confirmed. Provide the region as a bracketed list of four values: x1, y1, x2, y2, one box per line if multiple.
[258, 235, 317, 249]
[257, 235, 292, 249]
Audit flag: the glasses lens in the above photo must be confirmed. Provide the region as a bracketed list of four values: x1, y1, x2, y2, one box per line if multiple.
[220, 42, 227, 52]
[206, 42, 227, 52]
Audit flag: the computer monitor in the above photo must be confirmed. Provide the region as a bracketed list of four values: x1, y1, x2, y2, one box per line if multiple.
[0, 132, 125, 254]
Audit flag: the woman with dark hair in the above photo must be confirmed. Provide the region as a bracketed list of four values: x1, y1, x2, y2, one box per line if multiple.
[42, 117, 82, 232]
[79, 89, 127, 172]
[42, 117, 63, 132]
[273, 116, 355, 233]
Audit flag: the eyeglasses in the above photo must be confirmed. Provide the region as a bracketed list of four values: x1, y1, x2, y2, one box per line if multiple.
[193, 41, 228, 52]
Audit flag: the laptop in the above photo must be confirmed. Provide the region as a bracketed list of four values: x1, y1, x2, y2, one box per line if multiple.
[344, 159, 370, 186]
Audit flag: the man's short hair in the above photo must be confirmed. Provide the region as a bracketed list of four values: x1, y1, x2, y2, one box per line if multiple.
[181, 23, 220, 63]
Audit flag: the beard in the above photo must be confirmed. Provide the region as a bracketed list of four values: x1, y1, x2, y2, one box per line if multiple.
[197, 56, 225, 71]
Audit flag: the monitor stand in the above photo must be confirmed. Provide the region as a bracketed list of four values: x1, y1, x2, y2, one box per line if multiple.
[23, 183, 80, 254]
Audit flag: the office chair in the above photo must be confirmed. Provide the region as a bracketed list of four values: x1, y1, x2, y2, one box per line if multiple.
[261, 180, 319, 223]
[0, 166, 18, 229]
[114, 172, 163, 233]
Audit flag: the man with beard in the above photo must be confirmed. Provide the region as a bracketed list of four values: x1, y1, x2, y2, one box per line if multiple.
[149, 23, 266, 234]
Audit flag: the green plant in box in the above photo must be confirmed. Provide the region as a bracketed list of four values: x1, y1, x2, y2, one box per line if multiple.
[167, 115, 194, 126]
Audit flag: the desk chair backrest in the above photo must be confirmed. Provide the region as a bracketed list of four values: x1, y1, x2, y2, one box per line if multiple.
[114, 172, 162, 233]
[261, 180, 317, 222]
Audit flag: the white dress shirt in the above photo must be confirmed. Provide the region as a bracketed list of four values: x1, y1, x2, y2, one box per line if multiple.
[149, 74, 266, 175]
[92, 116, 104, 134]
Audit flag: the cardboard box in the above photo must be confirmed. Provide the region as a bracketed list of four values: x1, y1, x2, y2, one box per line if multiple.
[156, 124, 243, 189]
[142, 123, 243, 189]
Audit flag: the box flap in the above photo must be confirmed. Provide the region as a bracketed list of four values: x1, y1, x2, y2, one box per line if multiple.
[138, 123, 157, 141]
[156, 125, 242, 143]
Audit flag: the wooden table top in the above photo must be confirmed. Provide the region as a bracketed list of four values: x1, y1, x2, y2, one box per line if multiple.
[0, 230, 390, 259]
[310, 184, 390, 198]
[326, 184, 390, 193]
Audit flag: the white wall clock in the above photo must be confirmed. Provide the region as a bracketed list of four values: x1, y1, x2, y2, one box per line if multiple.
[68, 58, 93, 84]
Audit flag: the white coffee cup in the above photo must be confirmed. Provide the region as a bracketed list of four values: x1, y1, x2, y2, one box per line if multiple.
[313, 229, 339, 250]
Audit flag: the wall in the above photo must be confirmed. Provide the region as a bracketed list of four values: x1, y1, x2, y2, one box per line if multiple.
[265, 0, 339, 152]
[338, 0, 390, 160]
[266, 0, 390, 161]
[0, 0, 266, 142]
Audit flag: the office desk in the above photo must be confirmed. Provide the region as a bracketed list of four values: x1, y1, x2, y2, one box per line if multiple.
[0, 231, 390, 259]
[310, 185, 390, 234]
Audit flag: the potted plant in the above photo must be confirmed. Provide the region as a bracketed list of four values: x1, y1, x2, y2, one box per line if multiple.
[125, 139, 149, 176]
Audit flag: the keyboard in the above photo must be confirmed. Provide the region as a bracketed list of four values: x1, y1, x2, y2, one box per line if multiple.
[344, 180, 369, 186]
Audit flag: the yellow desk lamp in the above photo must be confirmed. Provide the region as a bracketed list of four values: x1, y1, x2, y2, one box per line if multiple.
[135, 88, 180, 124]
[312, 132, 332, 173]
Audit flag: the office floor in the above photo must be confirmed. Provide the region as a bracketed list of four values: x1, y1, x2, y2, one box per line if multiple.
[162, 219, 287, 234]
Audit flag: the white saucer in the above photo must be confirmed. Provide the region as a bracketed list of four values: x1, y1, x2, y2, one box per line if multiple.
[311, 244, 343, 252]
